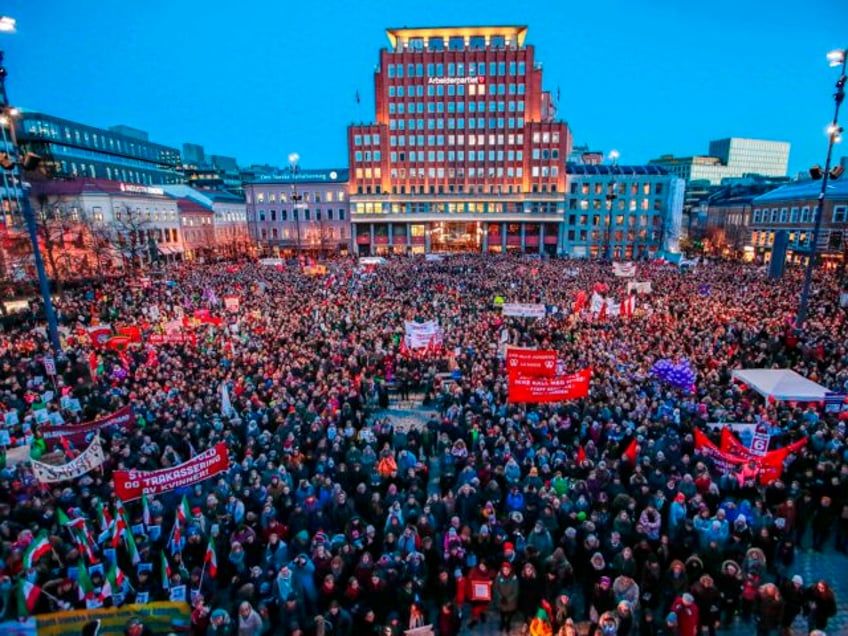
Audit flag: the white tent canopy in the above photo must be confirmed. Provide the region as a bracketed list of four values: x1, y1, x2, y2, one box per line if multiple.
[731, 368, 830, 402]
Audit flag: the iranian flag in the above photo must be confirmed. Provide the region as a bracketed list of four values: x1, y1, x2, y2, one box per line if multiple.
[17, 580, 42, 615]
[176, 495, 190, 524]
[23, 531, 52, 569]
[125, 528, 141, 565]
[96, 501, 112, 533]
[77, 560, 95, 601]
[204, 536, 217, 578]
[111, 511, 127, 548]
[104, 561, 126, 599]
[141, 492, 151, 527]
[160, 552, 171, 590]
[170, 521, 182, 555]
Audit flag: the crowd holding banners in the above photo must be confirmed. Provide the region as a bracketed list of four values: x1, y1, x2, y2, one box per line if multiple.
[0, 255, 845, 636]
[38, 406, 136, 448]
[113, 442, 230, 501]
[31, 435, 105, 484]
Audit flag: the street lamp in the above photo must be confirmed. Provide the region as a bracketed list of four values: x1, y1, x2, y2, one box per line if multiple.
[795, 47, 847, 331]
[288, 152, 303, 254]
[0, 108, 62, 353]
[0, 29, 61, 353]
[604, 150, 619, 260]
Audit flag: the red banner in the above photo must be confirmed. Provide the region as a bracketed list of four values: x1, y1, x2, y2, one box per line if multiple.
[508, 368, 591, 403]
[39, 406, 136, 447]
[192, 309, 223, 326]
[695, 429, 807, 485]
[113, 442, 230, 502]
[506, 348, 557, 377]
[116, 326, 143, 343]
[148, 333, 197, 346]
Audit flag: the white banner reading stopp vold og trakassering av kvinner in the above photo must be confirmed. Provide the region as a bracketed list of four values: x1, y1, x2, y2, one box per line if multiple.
[112, 442, 230, 501]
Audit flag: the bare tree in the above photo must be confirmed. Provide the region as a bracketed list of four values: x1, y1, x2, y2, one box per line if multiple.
[111, 205, 154, 276]
[79, 212, 121, 279]
[33, 193, 89, 291]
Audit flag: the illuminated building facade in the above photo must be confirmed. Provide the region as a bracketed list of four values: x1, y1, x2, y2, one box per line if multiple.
[349, 26, 572, 255]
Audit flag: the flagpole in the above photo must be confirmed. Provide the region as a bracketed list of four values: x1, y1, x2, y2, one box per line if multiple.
[198, 559, 207, 588]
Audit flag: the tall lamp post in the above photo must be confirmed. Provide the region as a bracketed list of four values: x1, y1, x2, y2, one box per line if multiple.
[0, 38, 62, 353]
[604, 150, 619, 260]
[288, 152, 303, 254]
[795, 48, 847, 331]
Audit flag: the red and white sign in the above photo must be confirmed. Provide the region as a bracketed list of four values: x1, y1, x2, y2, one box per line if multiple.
[148, 333, 197, 346]
[508, 368, 591, 403]
[506, 347, 557, 377]
[612, 262, 637, 278]
[113, 442, 230, 501]
[224, 297, 240, 312]
[404, 320, 443, 349]
[502, 303, 546, 318]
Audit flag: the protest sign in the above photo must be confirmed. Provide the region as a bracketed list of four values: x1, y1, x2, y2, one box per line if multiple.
[508, 368, 591, 403]
[502, 303, 546, 318]
[403, 320, 443, 349]
[148, 333, 197, 346]
[696, 429, 806, 484]
[114, 442, 230, 501]
[31, 436, 105, 483]
[505, 347, 557, 377]
[39, 406, 136, 447]
[626, 281, 652, 294]
[612, 262, 636, 277]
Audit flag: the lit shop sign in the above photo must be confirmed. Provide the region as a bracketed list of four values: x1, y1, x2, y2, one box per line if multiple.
[427, 77, 485, 85]
[120, 183, 164, 195]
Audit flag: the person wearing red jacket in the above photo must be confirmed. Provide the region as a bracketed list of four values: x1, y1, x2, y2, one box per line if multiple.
[466, 561, 495, 628]
[670, 593, 700, 636]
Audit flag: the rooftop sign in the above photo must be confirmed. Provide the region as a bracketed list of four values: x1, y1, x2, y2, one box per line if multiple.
[252, 169, 349, 184]
[428, 76, 485, 85]
[119, 183, 164, 196]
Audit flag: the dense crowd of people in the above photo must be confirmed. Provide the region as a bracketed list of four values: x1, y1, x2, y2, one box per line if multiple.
[0, 255, 846, 636]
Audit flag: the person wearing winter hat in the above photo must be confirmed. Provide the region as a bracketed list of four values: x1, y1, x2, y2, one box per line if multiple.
[780, 575, 805, 633]
[493, 561, 519, 632]
[670, 593, 699, 636]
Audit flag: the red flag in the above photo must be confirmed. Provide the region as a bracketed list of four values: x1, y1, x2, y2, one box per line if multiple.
[105, 335, 132, 351]
[88, 326, 112, 348]
[89, 352, 100, 380]
[597, 301, 607, 322]
[576, 445, 587, 464]
[573, 290, 587, 315]
[116, 326, 142, 343]
[622, 439, 639, 465]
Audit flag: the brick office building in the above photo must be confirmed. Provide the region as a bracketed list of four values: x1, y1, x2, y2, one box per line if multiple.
[348, 26, 572, 255]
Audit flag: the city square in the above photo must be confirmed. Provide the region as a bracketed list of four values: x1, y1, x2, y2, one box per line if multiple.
[0, 5, 847, 636]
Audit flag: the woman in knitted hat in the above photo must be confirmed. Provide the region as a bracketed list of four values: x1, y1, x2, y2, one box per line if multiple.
[493, 561, 519, 632]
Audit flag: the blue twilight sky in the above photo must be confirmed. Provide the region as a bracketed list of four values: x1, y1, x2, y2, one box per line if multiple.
[1, 0, 846, 175]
